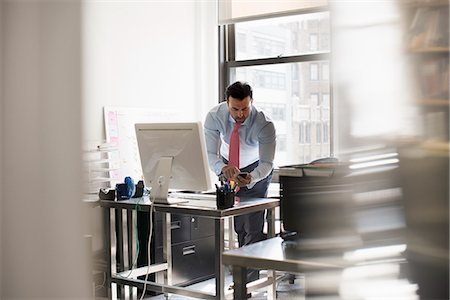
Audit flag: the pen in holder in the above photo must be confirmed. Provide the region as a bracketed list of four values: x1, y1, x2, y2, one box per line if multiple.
[216, 189, 235, 209]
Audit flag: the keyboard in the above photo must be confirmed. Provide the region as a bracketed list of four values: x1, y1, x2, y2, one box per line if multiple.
[169, 192, 216, 201]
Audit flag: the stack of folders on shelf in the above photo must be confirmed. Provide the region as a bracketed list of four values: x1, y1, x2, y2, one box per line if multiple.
[83, 142, 119, 195]
[419, 56, 449, 99]
[408, 5, 449, 50]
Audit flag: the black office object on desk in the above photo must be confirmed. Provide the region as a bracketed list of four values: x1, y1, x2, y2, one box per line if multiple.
[279, 159, 354, 242]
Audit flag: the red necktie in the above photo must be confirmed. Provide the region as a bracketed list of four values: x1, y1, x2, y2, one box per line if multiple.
[228, 123, 240, 169]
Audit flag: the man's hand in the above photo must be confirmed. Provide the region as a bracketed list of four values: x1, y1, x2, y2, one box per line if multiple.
[235, 172, 251, 186]
[222, 165, 240, 180]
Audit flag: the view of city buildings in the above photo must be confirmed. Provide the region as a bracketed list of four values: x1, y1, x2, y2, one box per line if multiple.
[229, 12, 331, 167]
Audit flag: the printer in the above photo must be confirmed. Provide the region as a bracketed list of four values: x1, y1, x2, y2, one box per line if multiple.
[279, 158, 354, 243]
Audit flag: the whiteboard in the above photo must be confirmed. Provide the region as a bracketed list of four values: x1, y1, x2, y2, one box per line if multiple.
[104, 106, 193, 185]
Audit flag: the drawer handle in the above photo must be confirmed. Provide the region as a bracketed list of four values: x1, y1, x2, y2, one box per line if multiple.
[182, 245, 196, 256]
[171, 220, 181, 230]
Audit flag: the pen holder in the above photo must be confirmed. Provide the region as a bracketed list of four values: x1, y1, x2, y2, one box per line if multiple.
[216, 190, 235, 209]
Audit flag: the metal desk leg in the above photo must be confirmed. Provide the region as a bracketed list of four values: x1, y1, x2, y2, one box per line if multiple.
[228, 217, 235, 250]
[130, 210, 138, 299]
[215, 218, 225, 299]
[105, 208, 112, 299]
[122, 209, 130, 300]
[162, 212, 172, 298]
[267, 207, 276, 300]
[267, 207, 276, 238]
[108, 207, 118, 300]
[232, 265, 247, 300]
[116, 210, 125, 299]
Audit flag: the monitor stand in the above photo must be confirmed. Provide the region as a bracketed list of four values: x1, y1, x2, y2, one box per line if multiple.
[150, 156, 187, 204]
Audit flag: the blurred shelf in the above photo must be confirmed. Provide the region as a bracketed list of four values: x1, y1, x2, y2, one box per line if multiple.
[420, 140, 450, 152]
[400, 0, 449, 142]
[417, 98, 449, 106]
[408, 47, 449, 53]
[403, 0, 449, 8]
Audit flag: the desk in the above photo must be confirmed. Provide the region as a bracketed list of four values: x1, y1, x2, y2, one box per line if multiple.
[100, 196, 279, 299]
[223, 237, 348, 299]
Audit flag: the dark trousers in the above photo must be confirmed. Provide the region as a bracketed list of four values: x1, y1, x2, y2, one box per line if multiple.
[223, 159, 273, 282]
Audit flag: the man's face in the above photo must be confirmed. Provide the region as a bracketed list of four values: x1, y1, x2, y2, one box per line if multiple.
[227, 96, 252, 124]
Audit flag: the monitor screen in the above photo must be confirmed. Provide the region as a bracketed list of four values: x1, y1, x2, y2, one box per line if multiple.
[135, 122, 213, 201]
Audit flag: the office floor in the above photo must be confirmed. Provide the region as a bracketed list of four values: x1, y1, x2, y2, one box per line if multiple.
[145, 271, 305, 300]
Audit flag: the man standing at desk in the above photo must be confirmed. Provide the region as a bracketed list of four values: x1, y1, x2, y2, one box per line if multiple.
[204, 81, 276, 283]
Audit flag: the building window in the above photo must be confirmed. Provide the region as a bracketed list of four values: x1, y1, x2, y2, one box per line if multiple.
[311, 93, 320, 106]
[277, 134, 287, 151]
[305, 122, 311, 144]
[309, 33, 318, 51]
[237, 32, 247, 53]
[310, 63, 319, 81]
[323, 122, 329, 143]
[322, 62, 329, 80]
[299, 121, 311, 144]
[258, 102, 286, 121]
[321, 33, 330, 51]
[323, 93, 330, 107]
[316, 122, 322, 143]
[254, 70, 285, 90]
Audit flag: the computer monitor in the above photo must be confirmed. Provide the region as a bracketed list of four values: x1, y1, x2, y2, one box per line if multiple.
[135, 122, 213, 202]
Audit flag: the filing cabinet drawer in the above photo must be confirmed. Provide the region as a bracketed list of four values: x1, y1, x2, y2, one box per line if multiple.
[154, 215, 191, 248]
[155, 236, 215, 286]
[190, 216, 215, 240]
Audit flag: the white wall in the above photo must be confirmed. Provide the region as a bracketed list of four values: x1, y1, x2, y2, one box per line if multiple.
[82, 0, 218, 143]
[81, 0, 218, 252]
[0, 0, 90, 298]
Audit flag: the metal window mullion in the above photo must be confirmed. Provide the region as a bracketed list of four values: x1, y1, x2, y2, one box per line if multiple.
[218, 25, 227, 102]
[219, 24, 237, 103]
[219, 5, 330, 25]
[226, 52, 330, 68]
[329, 11, 335, 158]
[227, 24, 236, 62]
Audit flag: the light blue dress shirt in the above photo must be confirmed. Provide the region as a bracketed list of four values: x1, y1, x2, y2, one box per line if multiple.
[204, 102, 276, 187]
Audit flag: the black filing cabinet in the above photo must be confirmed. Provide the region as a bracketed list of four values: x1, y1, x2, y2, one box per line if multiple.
[138, 211, 215, 287]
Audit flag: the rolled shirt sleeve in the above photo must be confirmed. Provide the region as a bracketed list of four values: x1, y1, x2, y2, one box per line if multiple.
[204, 110, 226, 176]
[248, 122, 276, 188]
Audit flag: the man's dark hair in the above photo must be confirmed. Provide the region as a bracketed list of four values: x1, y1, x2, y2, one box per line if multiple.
[225, 81, 253, 101]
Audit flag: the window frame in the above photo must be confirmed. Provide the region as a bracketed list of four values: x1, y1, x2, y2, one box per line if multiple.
[218, 8, 334, 180]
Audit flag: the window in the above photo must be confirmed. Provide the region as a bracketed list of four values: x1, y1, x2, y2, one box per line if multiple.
[323, 121, 329, 143]
[254, 70, 285, 90]
[305, 122, 311, 144]
[310, 63, 319, 80]
[277, 134, 287, 151]
[309, 33, 318, 51]
[237, 32, 247, 53]
[311, 93, 320, 106]
[321, 33, 330, 51]
[323, 93, 330, 107]
[316, 122, 322, 143]
[258, 102, 286, 121]
[322, 62, 329, 80]
[220, 11, 331, 167]
[299, 121, 311, 144]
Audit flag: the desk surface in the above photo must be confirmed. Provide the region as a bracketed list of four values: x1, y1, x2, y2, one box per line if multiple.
[222, 237, 349, 273]
[99, 196, 279, 219]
